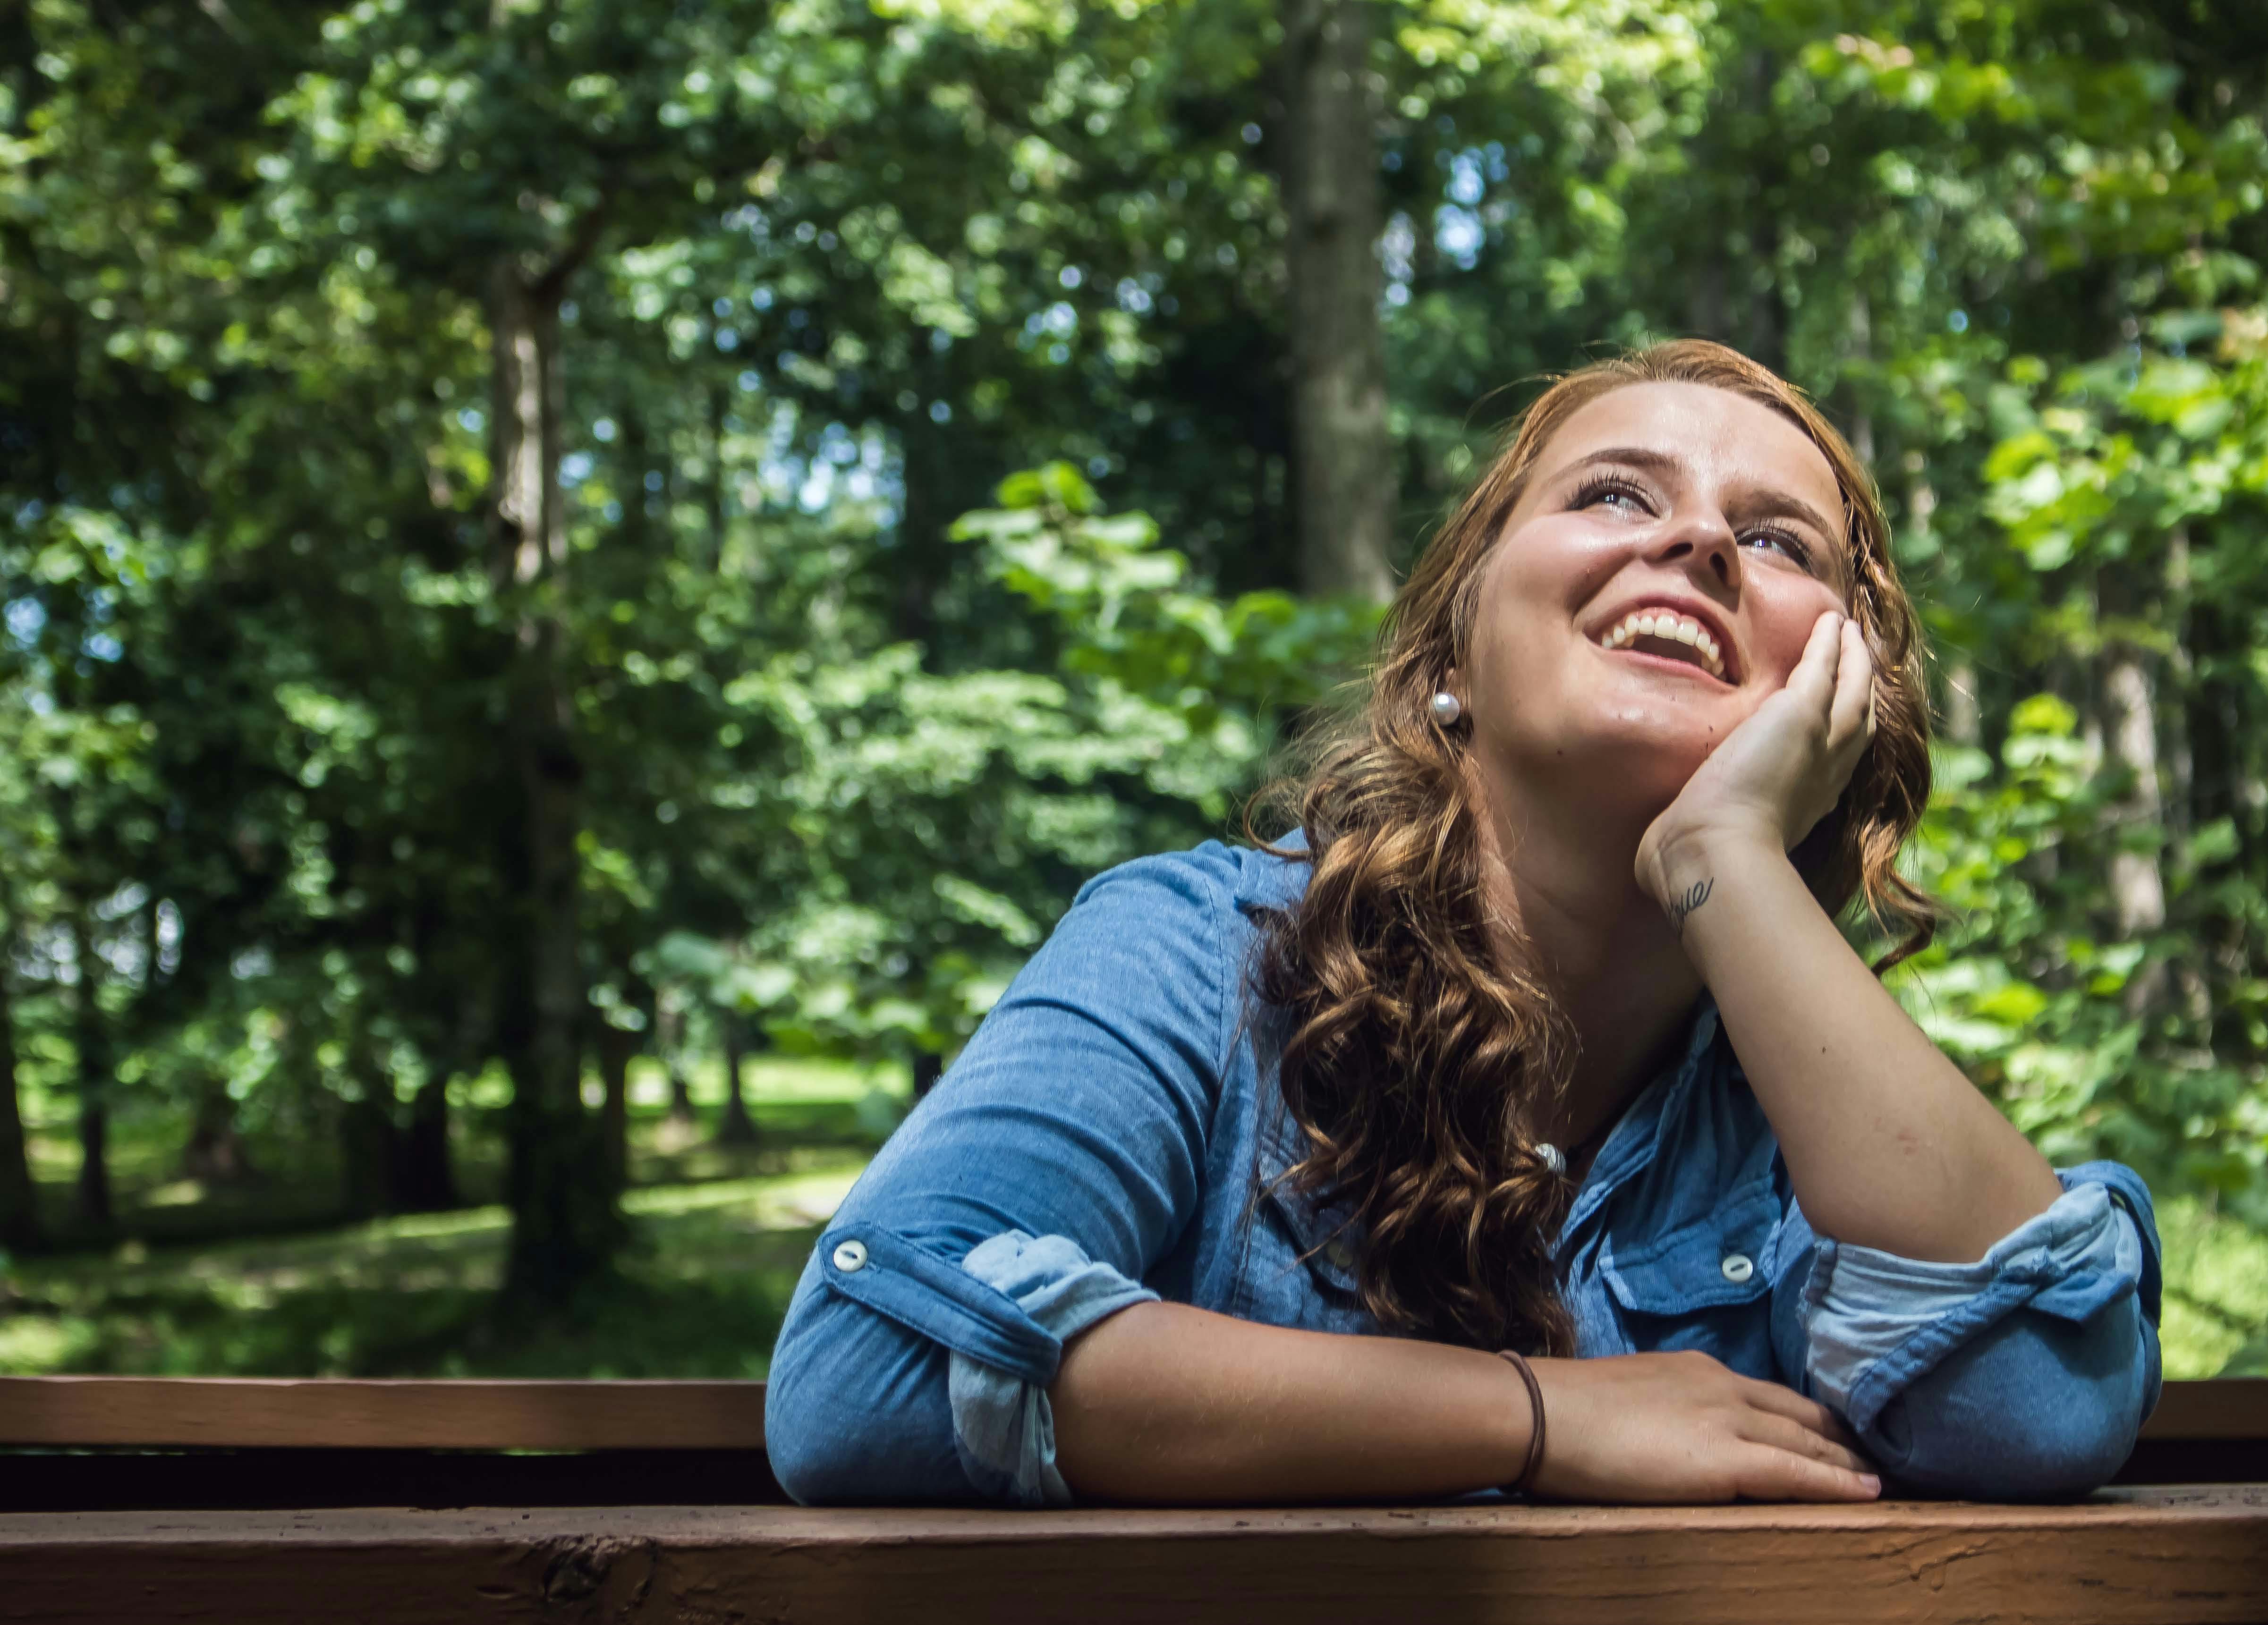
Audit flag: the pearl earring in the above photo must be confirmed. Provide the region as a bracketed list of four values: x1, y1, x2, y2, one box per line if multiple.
[1430, 691, 1463, 726]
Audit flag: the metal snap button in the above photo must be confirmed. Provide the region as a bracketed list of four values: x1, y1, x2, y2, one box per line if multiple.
[1720, 1252, 1754, 1284]
[832, 1239, 869, 1273]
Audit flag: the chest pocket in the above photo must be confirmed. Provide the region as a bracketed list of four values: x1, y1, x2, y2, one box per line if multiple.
[1598, 1183, 1782, 1320]
[1234, 1179, 1378, 1335]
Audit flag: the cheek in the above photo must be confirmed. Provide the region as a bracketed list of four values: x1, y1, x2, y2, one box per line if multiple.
[1748, 585, 1844, 685]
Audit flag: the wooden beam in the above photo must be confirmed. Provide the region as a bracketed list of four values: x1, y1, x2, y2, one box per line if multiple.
[3, 1376, 2257, 1452]
[0, 1377, 769, 1450]
[1, 1488, 2263, 1625]
[2144, 1377, 2268, 1438]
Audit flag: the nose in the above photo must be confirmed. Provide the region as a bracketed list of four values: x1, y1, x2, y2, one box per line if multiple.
[1649, 507, 1739, 589]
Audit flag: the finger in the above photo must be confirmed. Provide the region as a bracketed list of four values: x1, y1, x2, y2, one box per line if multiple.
[1826, 618, 1875, 754]
[1734, 1444, 1883, 1504]
[1736, 1380, 1863, 1450]
[1784, 610, 1844, 717]
[1740, 1406, 1877, 1477]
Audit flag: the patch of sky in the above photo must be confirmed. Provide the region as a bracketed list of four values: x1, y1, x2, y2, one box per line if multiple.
[5, 598, 46, 645]
[592, 417, 617, 442]
[739, 370, 762, 391]
[561, 452, 595, 486]
[458, 408, 484, 433]
[84, 633, 123, 662]
[1117, 279, 1153, 315]
[751, 288, 775, 310]
[156, 898, 182, 976]
[1447, 151, 1486, 207]
[1380, 213, 1416, 285]
[1060, 265, 1083, 288]
[1948, 309, 1970, 332]
[1435, 205, 1484, 270]
[716, 329, 740, 352]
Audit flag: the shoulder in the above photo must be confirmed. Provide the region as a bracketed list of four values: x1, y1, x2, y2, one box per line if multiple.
[1066, 838, 1313, 929]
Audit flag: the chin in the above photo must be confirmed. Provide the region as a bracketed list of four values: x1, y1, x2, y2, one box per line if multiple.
[1548, 729, 1712, 827]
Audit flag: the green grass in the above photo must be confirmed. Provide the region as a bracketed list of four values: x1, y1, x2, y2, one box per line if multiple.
[14, 1051, 905, 1252]
[0, 1053, 892, 1378]
[3, 1050, 2261, 1380]
[0, 1153, 868, 1378]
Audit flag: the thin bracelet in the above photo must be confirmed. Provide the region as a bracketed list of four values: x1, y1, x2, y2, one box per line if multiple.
[1495, 1349, 1547, 1496]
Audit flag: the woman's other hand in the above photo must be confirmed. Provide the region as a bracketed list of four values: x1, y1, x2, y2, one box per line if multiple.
[1530, 1350, 1881, 1503]
[1634, 609, 1875, 910]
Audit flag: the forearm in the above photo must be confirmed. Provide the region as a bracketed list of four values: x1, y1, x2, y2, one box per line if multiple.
[1658, 831, 2061, 1261]
[1050, 1301, 1532, 1503]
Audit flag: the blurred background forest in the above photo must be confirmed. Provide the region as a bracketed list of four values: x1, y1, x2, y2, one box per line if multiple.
[4, 0, 2267, 1380]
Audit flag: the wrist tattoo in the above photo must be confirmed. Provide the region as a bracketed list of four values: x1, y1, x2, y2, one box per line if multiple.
[1667, 877, 1714, 936]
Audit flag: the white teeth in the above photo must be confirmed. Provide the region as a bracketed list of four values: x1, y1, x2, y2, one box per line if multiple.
[1595, 609, 1729, 680]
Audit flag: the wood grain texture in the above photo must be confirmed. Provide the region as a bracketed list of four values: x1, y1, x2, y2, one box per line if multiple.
[0, 1378, 769, 1450]
[1, 1488, 2263, 1625]
[2, 1376, 2256, 1451]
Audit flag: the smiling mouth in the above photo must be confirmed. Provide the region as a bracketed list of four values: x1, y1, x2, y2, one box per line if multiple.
[1592, 608, 1730, 682]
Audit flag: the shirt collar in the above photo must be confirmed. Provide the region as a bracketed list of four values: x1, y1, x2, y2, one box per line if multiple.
[1556, 992, 1722, 1250]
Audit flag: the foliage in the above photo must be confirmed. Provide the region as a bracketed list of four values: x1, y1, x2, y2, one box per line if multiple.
[3, 0, 2266, 1365]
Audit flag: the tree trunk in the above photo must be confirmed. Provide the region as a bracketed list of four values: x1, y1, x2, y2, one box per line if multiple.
[490, 254, 620, 1304]
[67, 913, 112, 1235]
[715, 1016, 758, 1146]
[595, 1023, 637, 1195]
[2098, 570, 2168, 1017]
[0, 944, 42, 1252]
[340, 1094, 397, 1222]
[705, 380, 730, 576]
[657, 992, 695, 1124]
[180, 1080, 255, 1186]
[394, 1072, 458, 1213]
[1283, 0, 1394, 602]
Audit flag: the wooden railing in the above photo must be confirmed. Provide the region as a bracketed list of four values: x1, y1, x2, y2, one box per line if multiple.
[0, 1376, 2262, 1623]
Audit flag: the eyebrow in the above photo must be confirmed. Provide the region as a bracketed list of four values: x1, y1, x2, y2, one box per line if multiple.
[1557, 445, 1847, 562]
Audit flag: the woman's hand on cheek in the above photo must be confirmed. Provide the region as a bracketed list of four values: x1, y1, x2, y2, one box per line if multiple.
[1634, 610, 1876, 912]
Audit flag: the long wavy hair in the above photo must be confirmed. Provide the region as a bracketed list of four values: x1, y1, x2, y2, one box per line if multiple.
[1247, 340, 1940, 1357]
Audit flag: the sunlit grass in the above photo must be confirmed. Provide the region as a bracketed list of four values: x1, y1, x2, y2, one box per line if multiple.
[0, 1150, 867, 1379]
[5, 1049, 2258, 1381]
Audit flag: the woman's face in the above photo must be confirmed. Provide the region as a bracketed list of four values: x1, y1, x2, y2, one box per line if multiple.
[1456, 381, 1854, 821]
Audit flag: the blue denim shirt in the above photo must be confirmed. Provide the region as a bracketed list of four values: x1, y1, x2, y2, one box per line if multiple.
[766, 842, 2162, 1504]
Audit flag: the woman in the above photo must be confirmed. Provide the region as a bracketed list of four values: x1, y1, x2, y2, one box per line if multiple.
[764, 340, 2161, 1507]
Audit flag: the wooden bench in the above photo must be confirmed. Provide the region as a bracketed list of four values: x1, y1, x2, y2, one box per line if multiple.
[1, 1377, 2262, 1622]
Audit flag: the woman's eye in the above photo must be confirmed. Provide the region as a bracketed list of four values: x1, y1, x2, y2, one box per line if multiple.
[1741, 527, 1814, 568]
[1575, 479, 1652, 515]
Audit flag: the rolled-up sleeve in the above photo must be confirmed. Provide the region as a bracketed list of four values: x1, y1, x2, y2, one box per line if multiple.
[764, 852, 1234, 1506]
[1795, 1162, 2162, 1497]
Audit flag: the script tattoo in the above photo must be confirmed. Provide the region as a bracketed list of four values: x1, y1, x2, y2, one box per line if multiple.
[1667, 877, 1715, 936]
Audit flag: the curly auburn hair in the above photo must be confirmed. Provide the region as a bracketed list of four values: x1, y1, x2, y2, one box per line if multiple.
[1246, 339, 1942, 1357]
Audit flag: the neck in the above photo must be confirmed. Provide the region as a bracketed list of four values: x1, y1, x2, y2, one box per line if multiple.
[1469, 757, 1702, 1152]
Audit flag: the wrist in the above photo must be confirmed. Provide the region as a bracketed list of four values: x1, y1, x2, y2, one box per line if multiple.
[1637, 817, 1781, 914]
[1494, 1350, 1548, 1494]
